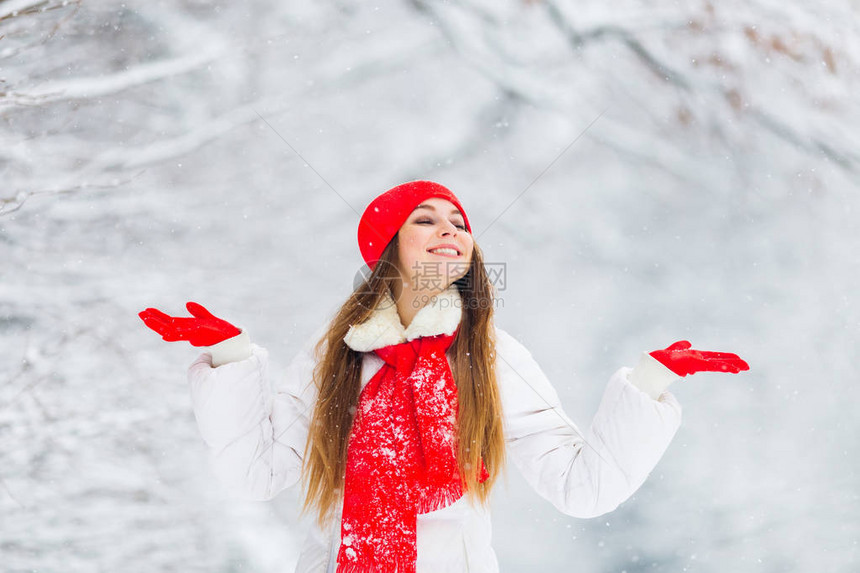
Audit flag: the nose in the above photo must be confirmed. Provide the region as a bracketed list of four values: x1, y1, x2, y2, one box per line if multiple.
[438, 220, 459, 236]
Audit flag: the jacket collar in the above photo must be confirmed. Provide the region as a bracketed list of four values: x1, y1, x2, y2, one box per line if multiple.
[343, 284, 462, 352]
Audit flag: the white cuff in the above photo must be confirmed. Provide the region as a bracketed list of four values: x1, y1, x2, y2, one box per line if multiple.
[206, 329, 252, 367]
[628, 351, 681, 400]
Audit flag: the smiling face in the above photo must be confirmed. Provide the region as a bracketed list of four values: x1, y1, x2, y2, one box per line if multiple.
[395, 197, 474, 291]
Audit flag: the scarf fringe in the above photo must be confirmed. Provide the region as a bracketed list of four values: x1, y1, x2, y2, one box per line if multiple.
[337, 561, 416, 573]
[416, 481, 464, 514]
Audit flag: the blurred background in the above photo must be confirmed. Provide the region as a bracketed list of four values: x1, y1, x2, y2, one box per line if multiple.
[1, 1, 858, 571]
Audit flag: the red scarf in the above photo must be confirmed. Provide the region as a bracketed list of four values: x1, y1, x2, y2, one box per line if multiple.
[336, 327, 489, 572]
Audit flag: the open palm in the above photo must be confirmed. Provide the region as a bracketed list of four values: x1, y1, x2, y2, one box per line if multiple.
[138, 302, 240, 347]
[650, 340, 749, 377]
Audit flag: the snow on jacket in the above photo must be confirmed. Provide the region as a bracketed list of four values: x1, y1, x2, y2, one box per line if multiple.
[187, 286, 683, 572]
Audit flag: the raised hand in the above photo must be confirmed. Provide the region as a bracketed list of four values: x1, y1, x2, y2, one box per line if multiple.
[650, 340, 749, 377]
[138, 302, 241, 347]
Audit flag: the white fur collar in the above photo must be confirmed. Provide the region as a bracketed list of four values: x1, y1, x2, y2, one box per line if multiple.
[343, 285, 462, 352]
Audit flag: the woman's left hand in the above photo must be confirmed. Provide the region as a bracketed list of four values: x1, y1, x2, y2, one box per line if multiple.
[650, 340, 749, 377]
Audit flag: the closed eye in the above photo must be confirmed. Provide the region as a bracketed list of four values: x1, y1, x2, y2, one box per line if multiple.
[416, 218, 467, 230]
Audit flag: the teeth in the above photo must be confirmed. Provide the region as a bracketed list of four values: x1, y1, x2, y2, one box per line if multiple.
[429, 248, 459, 256]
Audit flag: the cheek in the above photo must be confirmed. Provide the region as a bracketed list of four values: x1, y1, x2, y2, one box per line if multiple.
[464, 239, 475, 258]
[397, 229, 426, 261]
[401, 232, 422, 253]
[403, 226, 432, 248]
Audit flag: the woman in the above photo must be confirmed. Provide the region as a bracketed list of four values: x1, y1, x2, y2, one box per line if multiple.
[139, 180, 748, 573]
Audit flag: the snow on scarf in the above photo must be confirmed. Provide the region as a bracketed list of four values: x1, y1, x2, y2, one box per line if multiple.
[338, 287, 488, 572]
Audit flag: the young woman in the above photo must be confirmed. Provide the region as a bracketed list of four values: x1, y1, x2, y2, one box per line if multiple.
[139, 180, 748, 573]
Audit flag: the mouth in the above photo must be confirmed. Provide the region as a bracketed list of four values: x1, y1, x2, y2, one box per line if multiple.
[427, 247, 461, 257]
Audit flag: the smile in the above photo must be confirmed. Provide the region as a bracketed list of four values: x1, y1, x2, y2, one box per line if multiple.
[427, 247, 461, 257]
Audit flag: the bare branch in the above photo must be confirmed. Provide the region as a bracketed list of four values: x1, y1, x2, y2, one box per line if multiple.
[0, 49, 222, 111]
[0, 171, 145, 216]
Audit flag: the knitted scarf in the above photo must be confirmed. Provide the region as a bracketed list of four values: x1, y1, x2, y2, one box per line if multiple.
[337, 303, 488, 572]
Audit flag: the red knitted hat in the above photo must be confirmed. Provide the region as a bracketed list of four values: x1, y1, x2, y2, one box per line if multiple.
[358, 180, 472, 271]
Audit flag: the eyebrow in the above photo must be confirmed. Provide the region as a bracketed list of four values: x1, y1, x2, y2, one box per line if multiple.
[412, 204, 463, 217]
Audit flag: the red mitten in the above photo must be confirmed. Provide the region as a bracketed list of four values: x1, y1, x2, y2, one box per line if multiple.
[138, 302, 241, 347]
[650, 340, 749, 377]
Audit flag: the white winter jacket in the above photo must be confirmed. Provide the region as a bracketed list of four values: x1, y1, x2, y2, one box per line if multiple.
[187, 286, 683, 572]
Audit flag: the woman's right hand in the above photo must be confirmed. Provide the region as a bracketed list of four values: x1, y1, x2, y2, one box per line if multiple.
[138, 302, 241, 347]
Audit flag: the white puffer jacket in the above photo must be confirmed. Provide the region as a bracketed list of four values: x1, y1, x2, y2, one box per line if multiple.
[187, 286, 682, 572]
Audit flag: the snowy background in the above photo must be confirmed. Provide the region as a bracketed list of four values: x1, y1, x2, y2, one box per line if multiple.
[2, 0, 858, 571]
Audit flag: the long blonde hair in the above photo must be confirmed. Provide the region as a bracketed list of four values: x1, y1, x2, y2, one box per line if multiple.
[299, 235, 506, 528]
